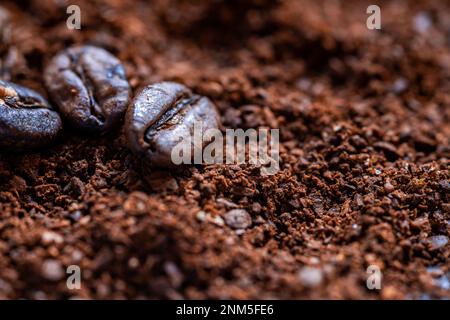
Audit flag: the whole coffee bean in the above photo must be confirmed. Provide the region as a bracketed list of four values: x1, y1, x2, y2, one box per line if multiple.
[125, 82, 221, 168]
[0, 80, 62, 150]
[44, 45, 131, 133]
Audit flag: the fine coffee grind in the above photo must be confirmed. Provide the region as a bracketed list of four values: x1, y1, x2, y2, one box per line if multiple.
[0, 0, 449, 300]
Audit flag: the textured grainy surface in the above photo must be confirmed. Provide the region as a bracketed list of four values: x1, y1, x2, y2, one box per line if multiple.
[0, 0, 449, 299]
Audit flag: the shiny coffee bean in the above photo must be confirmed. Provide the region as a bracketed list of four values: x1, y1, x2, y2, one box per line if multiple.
[0, 80, 62, 150]
[125, 82, 221, 168]
[44, 45, 131, 133]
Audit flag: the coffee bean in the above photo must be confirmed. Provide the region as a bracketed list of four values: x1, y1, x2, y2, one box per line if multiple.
[0, 80, 62, 150]
[125, 82, 221, 168]
[44, 45, 131, 133]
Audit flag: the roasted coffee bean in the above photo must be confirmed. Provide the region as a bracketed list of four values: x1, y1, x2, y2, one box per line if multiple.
[0, 80, 62, 150]
[44, 45, 131, 133]
[125, 82, 221, 168]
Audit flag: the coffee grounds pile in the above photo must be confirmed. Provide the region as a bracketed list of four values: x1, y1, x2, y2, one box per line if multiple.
[0, 0, 449, 299]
